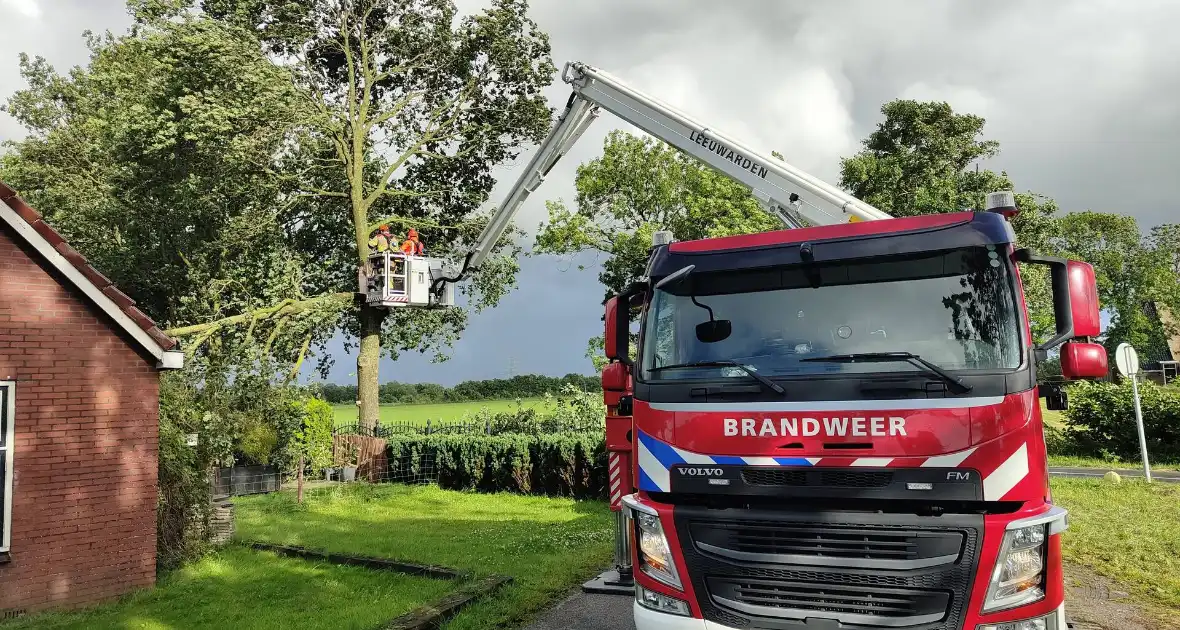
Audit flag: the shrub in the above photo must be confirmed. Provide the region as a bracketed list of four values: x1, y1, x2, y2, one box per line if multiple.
[157, 372, 213, 571]
[293, 397, 334, 472]
[385, 432, 607, 498]
[238, 419, 279, 465]
[1062, 380, 1180, 461]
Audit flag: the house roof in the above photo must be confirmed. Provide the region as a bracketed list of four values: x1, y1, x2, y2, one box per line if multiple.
[0, 181, 183, 370]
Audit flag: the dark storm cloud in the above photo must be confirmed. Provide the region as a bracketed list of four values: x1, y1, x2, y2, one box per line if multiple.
[4, 1, 1177, 382]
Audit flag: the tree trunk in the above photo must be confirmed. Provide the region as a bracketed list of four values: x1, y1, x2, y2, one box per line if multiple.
[357, 304, 386, 430]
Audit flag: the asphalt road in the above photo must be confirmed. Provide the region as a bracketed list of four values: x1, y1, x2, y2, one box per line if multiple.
[523, 591, 634, 630]
[1049, 466, 1180, 482]
[524, 467, 1176, 630]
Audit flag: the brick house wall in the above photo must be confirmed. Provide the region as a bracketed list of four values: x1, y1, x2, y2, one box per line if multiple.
[0, 226, 161, 612]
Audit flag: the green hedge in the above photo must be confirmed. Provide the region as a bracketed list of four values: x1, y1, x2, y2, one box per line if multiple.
[313, 373, 601, 405]
[1059, 381, 1180, 461]
[385, 433, 608, 498]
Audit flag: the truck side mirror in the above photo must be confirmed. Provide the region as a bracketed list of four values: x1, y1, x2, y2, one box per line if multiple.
[1060, 340, 1108, 380]
[602, 361, 630, 392]
[604, 295, 630, 364]
[1014, 250, 1101, 352]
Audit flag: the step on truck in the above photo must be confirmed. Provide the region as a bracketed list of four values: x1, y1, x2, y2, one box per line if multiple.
[432, 61, 1110, 630]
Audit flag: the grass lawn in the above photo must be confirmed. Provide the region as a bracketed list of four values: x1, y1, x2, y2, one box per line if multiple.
[234, 484, 614, 630]
[331, 398, 553, 427]
[1053, 477, 1180, 612]
[0, 545, 452, 630]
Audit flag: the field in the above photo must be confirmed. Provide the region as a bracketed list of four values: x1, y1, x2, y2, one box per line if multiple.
[331, 398, 553, 426]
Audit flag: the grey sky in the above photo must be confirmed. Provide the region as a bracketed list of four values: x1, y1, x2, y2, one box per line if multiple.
[2, 0, 1177, 384]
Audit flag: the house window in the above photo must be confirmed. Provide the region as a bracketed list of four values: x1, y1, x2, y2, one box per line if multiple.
[1, 382, 12, 555]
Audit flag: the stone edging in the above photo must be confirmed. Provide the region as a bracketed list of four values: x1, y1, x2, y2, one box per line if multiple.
[237, 540, 513, 629]
[240, 540, 468, 580]
[380, 575, 513, 630]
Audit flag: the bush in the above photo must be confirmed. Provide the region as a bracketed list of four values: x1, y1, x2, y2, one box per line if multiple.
[385, 432, 607, 498]
[1061, 380, 1180, 461]
[157, 372, 213, 571]
[294, 398, 334, 472]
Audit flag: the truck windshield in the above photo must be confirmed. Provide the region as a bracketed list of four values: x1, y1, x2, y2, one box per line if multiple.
[639, 246, 1023, 381]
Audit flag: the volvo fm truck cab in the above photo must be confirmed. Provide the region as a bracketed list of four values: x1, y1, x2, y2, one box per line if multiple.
[424, 60, 1109, 629]
[605, 208, 1106, 630]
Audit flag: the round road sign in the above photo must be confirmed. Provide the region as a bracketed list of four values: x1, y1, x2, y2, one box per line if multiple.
[1115, 342, 1140, 377]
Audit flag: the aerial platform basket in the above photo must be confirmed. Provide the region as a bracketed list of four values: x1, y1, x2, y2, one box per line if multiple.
[364, 251, 455, 308]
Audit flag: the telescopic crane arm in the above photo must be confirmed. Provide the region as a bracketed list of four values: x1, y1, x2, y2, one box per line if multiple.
[447, 60, 893, 286]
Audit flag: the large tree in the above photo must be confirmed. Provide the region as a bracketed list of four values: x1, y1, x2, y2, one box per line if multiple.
[10, 0, 558, 429]
[187, 0, 555, 428]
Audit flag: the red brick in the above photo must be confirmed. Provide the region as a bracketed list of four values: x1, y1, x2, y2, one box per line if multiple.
[0, 232, 161, 613]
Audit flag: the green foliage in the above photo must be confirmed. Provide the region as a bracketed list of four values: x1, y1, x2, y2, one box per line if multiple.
[294, 398, 335, 472]
[311, 373, 600, 405]
[238, 419, 280, 466]
[385, 432, 607, 498]
[838, 100, 1003, 218]
[157, 374, 213, 571]
[1061, 380, 1180, 461]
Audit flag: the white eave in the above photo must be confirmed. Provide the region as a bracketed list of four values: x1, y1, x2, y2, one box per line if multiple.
[0, 199, 184, 370]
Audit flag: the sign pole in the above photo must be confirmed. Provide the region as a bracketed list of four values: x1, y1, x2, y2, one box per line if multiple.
[1129, 371, 1152, 483]
[1117, 343, 1152, 483]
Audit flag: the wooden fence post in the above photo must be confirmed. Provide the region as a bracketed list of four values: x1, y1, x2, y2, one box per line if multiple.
[297, 454, 304, 504]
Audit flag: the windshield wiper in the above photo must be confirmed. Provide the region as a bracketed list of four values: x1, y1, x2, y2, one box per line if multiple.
[799, 352, 973, 394]
[650, 360, 786, 395]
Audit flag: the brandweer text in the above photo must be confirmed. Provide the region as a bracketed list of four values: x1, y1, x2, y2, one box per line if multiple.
[723, 417, 907, 437]
[689, 130, 768, 178]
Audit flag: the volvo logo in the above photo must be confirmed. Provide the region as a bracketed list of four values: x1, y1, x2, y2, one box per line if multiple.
[677, 467, 724, 477]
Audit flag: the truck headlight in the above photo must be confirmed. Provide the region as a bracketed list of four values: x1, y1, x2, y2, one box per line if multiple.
[983, 523, 1047, 613]
[636, 512, 682, 589]
[636, 585, 691, 616]
[976, 603, 1065, 629]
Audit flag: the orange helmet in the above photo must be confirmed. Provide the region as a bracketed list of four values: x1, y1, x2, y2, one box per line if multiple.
[378, 224, 390, 232]
[407, 228, 418, 238]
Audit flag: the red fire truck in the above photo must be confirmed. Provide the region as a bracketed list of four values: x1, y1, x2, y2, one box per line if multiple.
[434, 62, 1108, 630]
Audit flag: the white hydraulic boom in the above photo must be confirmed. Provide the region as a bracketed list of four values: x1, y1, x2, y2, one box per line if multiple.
[449, 60, 893, 283]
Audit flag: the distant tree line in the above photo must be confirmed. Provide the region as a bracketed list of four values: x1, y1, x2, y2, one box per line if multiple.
[311, 374, 601, 405]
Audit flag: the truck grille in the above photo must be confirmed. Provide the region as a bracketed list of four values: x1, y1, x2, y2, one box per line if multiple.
[690, 521, 965, 569]
[741, 469, 893, 488]
[674, 508, 982, 630]
[708, 578, 949, 627]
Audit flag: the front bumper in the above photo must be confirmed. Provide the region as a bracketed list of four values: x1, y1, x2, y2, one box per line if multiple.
[634, 600, 733, 630]
[624, 493, 1069, 630]
[635, 601, 1070, 630]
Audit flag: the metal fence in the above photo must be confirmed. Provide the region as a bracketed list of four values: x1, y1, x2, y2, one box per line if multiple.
[210, 465, 281, 498]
